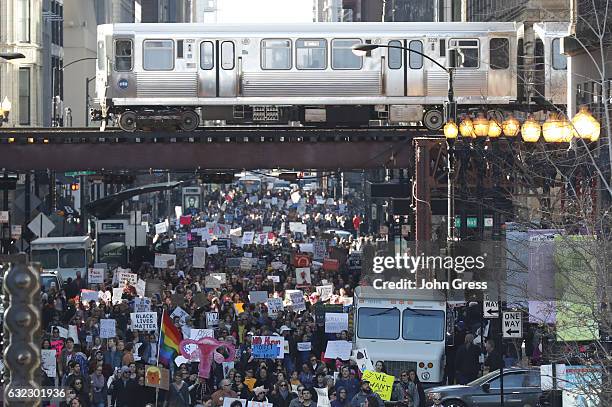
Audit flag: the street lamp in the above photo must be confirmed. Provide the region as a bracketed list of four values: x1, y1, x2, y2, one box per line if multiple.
[521, 115, 542, 143]
[0, 96, 12, 125]
[542, 113, 572, 143]
[571, 105, 600, 142]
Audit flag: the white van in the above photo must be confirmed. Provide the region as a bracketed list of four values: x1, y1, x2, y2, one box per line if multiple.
[30, 236, 92, 282]
[353, 286, 447, 384]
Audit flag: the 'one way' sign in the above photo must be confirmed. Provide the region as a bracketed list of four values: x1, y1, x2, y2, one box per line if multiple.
[483, 294, 499, 318]
[503, 311, 522, 338]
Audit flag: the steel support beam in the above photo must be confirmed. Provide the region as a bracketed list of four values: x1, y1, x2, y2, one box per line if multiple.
[414, 138, 432, 242]
[0, 141, 412, 171]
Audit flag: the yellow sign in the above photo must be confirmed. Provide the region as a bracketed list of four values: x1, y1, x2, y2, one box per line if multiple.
[362, 370, 395, 401]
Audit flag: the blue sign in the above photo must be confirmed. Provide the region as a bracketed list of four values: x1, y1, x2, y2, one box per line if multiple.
[252, 344, 280, 359]
[118, 79, 128, 89]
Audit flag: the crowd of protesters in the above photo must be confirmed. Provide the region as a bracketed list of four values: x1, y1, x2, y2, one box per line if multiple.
[35, 181, 429, 407]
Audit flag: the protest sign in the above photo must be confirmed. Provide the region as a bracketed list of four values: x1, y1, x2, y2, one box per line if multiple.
[313, 240, 327, 261]
[145, 279, 163, 298]
[136, 279, 146, 298]
[131, 312, 158, 331]
[116, 271, 137, 286]
[154, 253, 176, 269]
[206, 312, 219, 328]
[134, 297, 151, 312]
[352, 348, 374, 372]
[299, 243, 314, 253]
[362, 370, 395, 401]
[289, 291, 306, 312]
[249, 291, 269, 304]
[289, 222, 307, 234]
[271, 261, 285, 270]
[248, 402, 273, 407]
[205, 273, 226, 288]
[240, 257, 255, 271]
[223, 362, 235, 378]
[88, 268, 104, 285]
[323, 258, 339, 272]
[255, 233, 268, 245]
[100, 319, 116, 338]
[297, 342, 312, 352]
[324, 341, 352, 360]
[230, 227, 242, 237]
[315, 388, 330, 407]
[267, 275, 280, 283]
[192, 247, 207, 268]
[242, 231, 255, 246]
[175, 233, 188, 249]
[145, 365, 169, 390]
[316, 285, 334, 302]
[81, 289, 99, 303]
[155, 221, 168, 234]
[51, 339, 64, 356]
[325, 313, 349, 334]
[252, 336, 285, 359]
[190, 329, 215, 340]
[68, 325, 79, 343]
[295, 267, 311, 285]
[112, 288, 124, 304]
[41, 349, 57, 377]
[206, 245, 219, 255]
[171, 306, 190, 324]
[266, 298, 283, 316]
[223, 399, 246, 407]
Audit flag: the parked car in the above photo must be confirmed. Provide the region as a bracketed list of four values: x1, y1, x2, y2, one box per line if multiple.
[41, 271, 63, 293]
[425, 368, 542, 407]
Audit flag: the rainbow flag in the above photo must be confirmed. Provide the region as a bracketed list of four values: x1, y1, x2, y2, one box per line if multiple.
[158, 311, 182, 368]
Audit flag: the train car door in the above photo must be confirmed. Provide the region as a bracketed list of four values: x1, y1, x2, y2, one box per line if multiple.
[406, 39, 425, 96]
[198, 40, 237, 97]
[385, 40, 405, 97]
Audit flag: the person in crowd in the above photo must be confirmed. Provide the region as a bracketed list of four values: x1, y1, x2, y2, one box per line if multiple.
[485, 339, 503, 373]
[211, 379, 237, 407]
[350, 380, 383, 407]
[454, 333, 480, 384]
[335, 366, 359, 401]
[392, 371, 418, 405]
[167, 372, 191, 407]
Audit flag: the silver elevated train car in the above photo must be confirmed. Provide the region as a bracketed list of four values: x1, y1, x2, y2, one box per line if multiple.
[92, 22, 568, 131]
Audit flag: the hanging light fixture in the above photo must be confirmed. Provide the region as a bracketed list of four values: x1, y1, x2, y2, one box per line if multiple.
[459, 115, 475, 138]
[488, 118, 502, 138]
[473, 113, 490, 138]
[444, 119, 458, 140]
[502, 115, 520, 137]
[571, 105, 600, 142]
[521, 115, 541, 143]
[542, 113, 568, 143]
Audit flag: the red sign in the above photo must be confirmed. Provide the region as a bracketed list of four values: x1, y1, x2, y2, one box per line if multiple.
[293, 253, 311, 268]
[323, 258, 339, 272]
[180, 216, 192, 225]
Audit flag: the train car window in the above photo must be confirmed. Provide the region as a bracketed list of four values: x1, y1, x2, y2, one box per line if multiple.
[332, 39, 362, 70]
[114, 39, 132, 72]
[97, 41, 105, 70]
[177, 40, 184, 59]
[448, 39, 479, 68]
[221, 41, 235, 70]
[409, 40, 423, 69]
[439, 39, 446, 57]
[143, 40, 174, 71]
[296, 39, 327, 70]
[552, 38, 567, 70]
[490, 38, 509, 69]
[200, 41, 214, 70]
[388, 40, 402, 69]
[261, 39, 292, 70]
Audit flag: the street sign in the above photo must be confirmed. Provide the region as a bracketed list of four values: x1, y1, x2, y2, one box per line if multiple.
[28, 213, 55, 238]
[483, 294, 499, 318]
[502, 311, 523, 338]
[65, 171, 96, 177]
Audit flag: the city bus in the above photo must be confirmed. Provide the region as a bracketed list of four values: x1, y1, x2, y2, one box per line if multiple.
[353, 286, 447, 384]
[30, 236, 92, 282]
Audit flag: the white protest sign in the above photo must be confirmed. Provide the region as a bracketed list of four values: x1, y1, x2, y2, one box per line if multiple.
[136, 279, 146, 298]
[171, 306, 190, 324]
[249, 291, 269, 304]
[352, 348, 375, 372]
[192, 247, 207, 268]
[316, 285, 334, 302]
[324, 340, 352, 360]
[223, 399, 247, 407]
[206, 245, 219, 255]
[190, 329, 214, 340]
[297, 342, 312, 352]
[290, 191, 301, 204]
[315, 388, 330, 407]
[289, 291, 306, 312]
[68, 325, 79, 343]
[289, 222, 307, 234]
[134, 297, 151, 312]
[154, 253, 176, 269]
[53, 326, 68, 338]
[117, 271, 137, 286]
[266, 298, 284, 316]
[299, 243, 314, 253]
[175, 355, 190, 367]
[242, 231, 255, 246]
[271, 261, 285, 270]
[267, 275, 280, 283]
[112, 288, 124, 304]
[248, 402, 273, 407]
[100, 319, 116, 339]
[295, 267, 311, 285]
[313, 240, 327, 261]
[88, 268, 104, 285]
[131, 312, 158, 331]
[255, 233, 268, 245]
[80, 289, 99, 303]
[41, 349, 57, 377]
[175, 233, 189, 249]
[206, 312, 219, 328]
[155, 221, 168, 234]
[325, 313, 349, 333]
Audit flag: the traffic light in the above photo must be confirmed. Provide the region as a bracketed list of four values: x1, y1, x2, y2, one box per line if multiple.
[199, 173, 235, 184]
[70, 183, 80, 191]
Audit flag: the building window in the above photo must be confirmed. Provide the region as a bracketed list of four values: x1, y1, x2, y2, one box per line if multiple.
[16, 0, 30, 42]
[388, 40, 402, 70]
[449, 39, 479, 68]
[490, 38, 509, 70]
[143, 40, 174, 71]
[552, 38, 567, 70]
[19, 68, 30, 125]
[261, 39, 292, 70]
[296, 39, 327, 70]
[331, 39, 362, 70]
[409, 40, 423, 69]
[221, 41, 234, 70]
[200, 41, 214, 70]
[114, 39, 133, 71]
